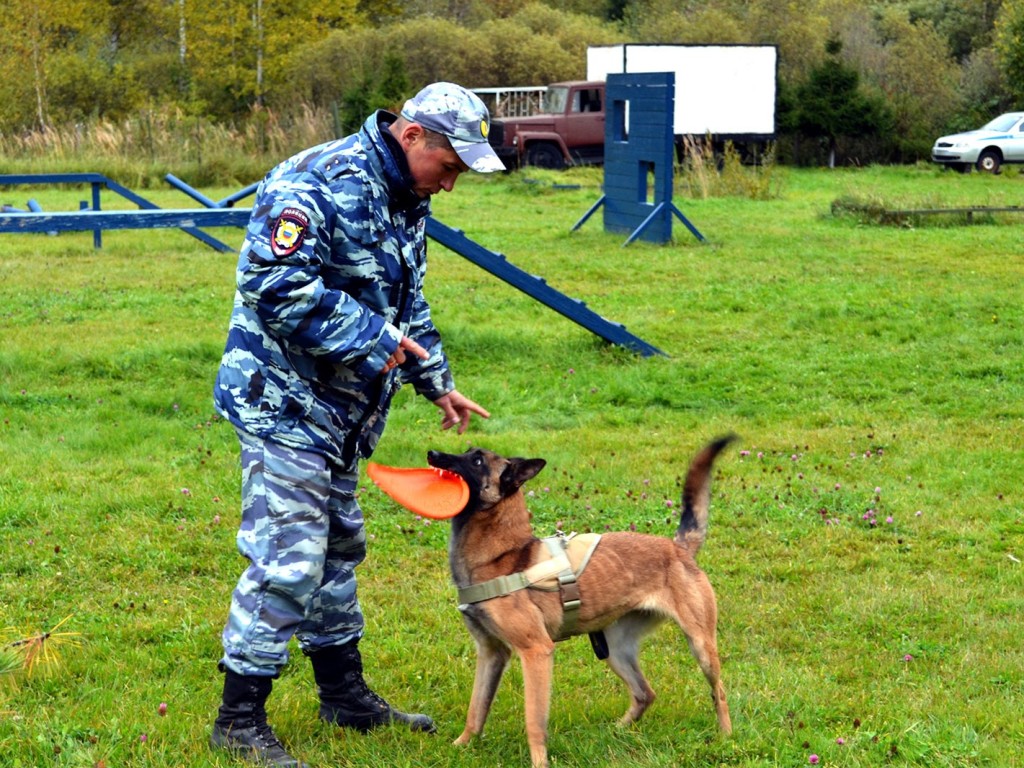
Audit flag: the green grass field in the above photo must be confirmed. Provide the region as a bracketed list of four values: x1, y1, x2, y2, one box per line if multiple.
[1, 164, 1022, 767]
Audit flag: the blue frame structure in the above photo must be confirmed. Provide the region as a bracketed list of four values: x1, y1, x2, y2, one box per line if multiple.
[0, 173, 253, 252]
[0, 173, 664, 356]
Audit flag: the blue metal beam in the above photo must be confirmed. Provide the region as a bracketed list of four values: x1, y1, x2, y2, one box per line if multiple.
[0, 208, 251, 233]
[425, 217, 665, 357]
[0, 173, 241, 252]
[165, 174, 259, 209]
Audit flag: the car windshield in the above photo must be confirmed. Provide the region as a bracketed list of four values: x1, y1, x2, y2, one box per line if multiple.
[981, 114, 1020, 132]
[543, 86, 569, 114]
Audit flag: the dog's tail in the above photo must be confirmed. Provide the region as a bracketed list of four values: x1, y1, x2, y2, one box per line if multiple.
[674, 435, 736, 557]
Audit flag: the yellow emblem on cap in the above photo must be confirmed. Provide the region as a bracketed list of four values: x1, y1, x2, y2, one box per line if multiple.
[480, 120, 489, 139]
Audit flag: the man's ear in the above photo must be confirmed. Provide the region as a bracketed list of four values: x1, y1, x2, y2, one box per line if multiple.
[395, 120, 425, 150]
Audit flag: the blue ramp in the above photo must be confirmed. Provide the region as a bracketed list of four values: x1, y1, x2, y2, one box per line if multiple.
[425, 217, 664, 357]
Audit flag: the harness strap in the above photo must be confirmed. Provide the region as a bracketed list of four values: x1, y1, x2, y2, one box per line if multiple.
[456, 549, 567, 605]
[545, 537, 582, 639]
[456, 534, 603, 644]
[456, 571, 531, 605]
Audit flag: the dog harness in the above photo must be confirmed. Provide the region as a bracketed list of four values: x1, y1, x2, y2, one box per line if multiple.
[456, 533, 602, 642]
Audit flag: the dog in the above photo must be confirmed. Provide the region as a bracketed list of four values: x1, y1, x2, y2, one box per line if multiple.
[426, 436, 734, 768]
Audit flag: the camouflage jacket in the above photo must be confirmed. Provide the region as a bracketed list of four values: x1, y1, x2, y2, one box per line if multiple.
[213, 111, 455, 464]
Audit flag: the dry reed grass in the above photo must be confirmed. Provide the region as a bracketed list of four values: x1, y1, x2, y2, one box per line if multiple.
[675, 135, 781, 200]
[0, 104, 339, 186]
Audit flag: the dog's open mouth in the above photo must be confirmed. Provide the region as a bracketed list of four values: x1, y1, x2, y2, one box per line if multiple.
[431, 467, 462, 482]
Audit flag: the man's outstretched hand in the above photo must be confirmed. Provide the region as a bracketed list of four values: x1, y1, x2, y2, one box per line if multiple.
[432, 390, 490, 434]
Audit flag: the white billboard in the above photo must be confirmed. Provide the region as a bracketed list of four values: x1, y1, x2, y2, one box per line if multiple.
[587, 44, 777, 136]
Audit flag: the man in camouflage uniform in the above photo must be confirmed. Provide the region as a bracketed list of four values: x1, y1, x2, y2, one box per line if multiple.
[210, 82, 503, 767]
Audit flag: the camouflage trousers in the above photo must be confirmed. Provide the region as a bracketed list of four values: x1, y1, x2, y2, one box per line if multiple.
[221, 429, 367, 677]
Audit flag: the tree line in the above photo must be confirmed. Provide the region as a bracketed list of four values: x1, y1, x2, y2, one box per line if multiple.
[1, 0, 1023, 166]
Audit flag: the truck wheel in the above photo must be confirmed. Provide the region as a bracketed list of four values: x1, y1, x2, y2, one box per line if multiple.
[976, 150, 1001, 174]
[525, 143, 565, 170]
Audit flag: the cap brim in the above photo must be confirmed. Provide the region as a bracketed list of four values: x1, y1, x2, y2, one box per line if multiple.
[366, 462, 470, 520]
[450, 138, 506, 173]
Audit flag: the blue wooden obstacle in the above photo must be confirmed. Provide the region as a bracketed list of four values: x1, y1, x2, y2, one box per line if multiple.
[0, 173, 663, 356]
[573, 73, 704, 245]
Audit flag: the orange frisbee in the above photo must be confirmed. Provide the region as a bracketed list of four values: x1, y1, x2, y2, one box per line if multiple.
[366, 462, 470, 520]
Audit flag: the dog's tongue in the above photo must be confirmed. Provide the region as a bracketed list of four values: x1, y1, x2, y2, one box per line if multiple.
[366, 463, 469, 519]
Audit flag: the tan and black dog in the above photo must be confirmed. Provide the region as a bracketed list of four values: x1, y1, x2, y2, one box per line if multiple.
[427, 437, 734, 768]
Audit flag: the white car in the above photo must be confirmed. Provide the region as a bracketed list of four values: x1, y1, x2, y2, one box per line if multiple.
[931, 112, 1024, 173]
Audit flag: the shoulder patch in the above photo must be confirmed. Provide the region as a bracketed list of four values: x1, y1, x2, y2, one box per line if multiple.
[270, 207, 310, 258]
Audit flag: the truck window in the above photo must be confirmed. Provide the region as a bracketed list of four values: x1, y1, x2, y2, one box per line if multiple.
[579, 89, 602, 113]
[571, 89, 602, 114]
[544, 86, 569, 114]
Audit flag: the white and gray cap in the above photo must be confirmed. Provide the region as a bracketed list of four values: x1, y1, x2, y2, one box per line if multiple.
[400, 82, 505, 173]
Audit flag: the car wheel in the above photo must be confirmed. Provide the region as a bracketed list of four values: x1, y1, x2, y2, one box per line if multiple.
[976, 150, 1002, 174]
[525, 143, 565, 170]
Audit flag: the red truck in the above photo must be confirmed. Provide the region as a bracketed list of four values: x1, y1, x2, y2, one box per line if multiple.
[486, 81, 606, 170]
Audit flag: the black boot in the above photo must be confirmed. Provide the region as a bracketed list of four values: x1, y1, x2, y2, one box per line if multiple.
[210, 669, 309, 768]
[307, 643, 435, 733]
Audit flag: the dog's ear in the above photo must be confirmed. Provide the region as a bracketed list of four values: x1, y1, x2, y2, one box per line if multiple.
[501, 458, 546, 494]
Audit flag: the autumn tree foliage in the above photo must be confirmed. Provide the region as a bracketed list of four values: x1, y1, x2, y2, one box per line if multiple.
[0, 0, 1020, 167]
[994, 0, 1024, 104]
